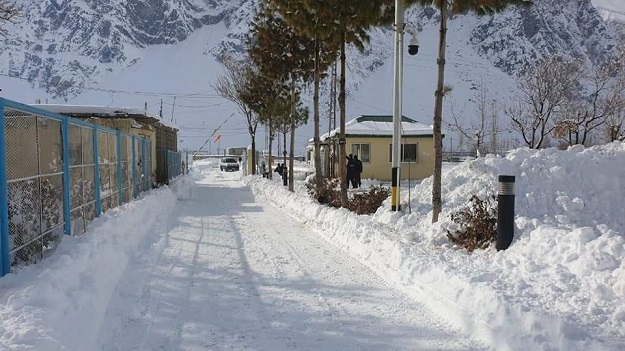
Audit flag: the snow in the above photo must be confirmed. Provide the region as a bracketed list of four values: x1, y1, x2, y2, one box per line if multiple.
[29, 103, 179, 130]
[0, 143, 623, 350]
[323, 115, 434, 140]
[592, 0, 625, 22]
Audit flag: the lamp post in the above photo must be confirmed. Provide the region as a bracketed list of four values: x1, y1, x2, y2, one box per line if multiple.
[391, 0, 419, 212]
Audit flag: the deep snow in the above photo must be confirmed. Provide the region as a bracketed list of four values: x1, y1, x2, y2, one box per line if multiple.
[0, 143, 624, 350]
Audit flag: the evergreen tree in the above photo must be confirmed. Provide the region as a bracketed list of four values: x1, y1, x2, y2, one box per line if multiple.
[273, 0, 415, 204]
[267, 0, 340, 191]
[248, 3, 315, 190]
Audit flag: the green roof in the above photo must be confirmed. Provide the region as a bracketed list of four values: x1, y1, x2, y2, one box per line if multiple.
[355, 115, 417, 123]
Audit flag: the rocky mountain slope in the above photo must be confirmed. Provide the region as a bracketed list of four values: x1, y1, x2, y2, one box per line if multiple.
[0, 0, 622, 119]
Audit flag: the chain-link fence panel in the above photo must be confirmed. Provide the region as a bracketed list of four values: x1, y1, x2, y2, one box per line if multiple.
[107, 132, 117, 164]
[146, 140, 152, 188]
[135, 138, 143, 193]
[98, 130, 109, 164]
[67, 123, 98, 236]
[38, 117, 62, 175]
[5, 113, 38, 180]
[2, 102, 164, 273]
[82, 128, 94, 165]
[121, 135, 132, 203]
[98, 130, 119, 212]
[69, 124, 82, 166]
[5, 109, 64, 270]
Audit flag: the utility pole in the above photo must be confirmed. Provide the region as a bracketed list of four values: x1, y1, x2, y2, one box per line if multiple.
[170, 96, 176, 122]
[391, 0, 405, 211]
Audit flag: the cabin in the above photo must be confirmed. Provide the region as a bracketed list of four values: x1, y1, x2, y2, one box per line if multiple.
[309, 115, 440, 181]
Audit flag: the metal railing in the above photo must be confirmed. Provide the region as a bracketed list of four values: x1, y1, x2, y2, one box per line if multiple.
[0, 98, 156, 275]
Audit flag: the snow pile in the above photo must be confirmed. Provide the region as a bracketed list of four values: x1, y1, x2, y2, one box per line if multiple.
[0, 187, 181, 350]
[246, 142, 625, 350]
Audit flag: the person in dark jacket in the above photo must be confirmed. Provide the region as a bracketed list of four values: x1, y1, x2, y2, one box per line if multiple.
[346, 154, 356, 189]
[354, 155, 363, 188]
[274, 163, 283, 176]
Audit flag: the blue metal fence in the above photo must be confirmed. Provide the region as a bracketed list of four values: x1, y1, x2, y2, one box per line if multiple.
[159, 149, 183, 182]
[0, 98, 155, 275]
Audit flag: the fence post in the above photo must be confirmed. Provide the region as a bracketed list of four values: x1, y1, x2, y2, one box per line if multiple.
[142, 138, 147, 191]
[61, 117, 71, 236]
[0, 100, 10, 275]
[116, 131, 123, 206]
[131, 136, 137, 198]
[93, 125, 102, 216]
[185, 150, 189, 174]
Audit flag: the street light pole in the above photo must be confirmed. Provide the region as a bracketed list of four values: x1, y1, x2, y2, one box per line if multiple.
[391, 0, 405, 212]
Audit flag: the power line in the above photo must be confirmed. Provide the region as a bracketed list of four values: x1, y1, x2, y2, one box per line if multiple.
[0, 72, 221, 97]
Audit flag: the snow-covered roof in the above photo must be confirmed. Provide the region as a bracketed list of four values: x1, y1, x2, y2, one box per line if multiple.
[320, 115, 435, 141]
[30, 104, 178, 130]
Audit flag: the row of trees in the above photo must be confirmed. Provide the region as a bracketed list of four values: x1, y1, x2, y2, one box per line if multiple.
[510, 52, 625, 148]
[215, 0, 532, 222]
[448, 49, 625, 156]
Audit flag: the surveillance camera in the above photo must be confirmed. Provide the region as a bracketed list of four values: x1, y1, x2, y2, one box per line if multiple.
[408, 36, 419, 56]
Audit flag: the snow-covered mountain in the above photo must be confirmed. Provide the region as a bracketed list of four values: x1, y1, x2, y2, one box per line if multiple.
[0, 0, 623, 151]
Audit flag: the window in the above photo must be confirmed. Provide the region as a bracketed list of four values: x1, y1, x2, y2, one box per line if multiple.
[351, 143, 370, 162]
[388, 143, 418, 163]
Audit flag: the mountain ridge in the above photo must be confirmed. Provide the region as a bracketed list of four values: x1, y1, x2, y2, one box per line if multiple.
[0, 0, 623, 150]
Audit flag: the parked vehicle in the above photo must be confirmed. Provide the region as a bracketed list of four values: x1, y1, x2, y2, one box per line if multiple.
[220, 157, 240, 172]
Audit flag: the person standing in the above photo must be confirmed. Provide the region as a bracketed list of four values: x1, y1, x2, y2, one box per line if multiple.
[354, 155, 363, 188]
[346, 154, 356, 189]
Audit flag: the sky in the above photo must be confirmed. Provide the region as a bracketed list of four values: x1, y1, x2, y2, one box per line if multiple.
[0, 142, 623, 350]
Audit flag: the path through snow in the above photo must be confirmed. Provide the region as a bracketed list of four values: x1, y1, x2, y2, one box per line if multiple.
[96, 164, 487, 350]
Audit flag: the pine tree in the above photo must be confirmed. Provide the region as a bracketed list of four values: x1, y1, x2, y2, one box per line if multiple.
[271, 0, 416, 204]
[266, 0, 340, 192]
[248, 3, 315, 190]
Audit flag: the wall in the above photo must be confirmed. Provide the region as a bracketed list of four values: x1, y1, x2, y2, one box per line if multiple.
[346, 135, 435, 182]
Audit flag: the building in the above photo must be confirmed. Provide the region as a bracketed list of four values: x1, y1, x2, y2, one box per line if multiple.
[31, 104, 178, 185]
[310, 115, 440, 182]
[227, 146, 247, 156]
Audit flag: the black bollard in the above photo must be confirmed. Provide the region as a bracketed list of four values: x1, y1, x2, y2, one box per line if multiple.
[496, 175, 515, 251]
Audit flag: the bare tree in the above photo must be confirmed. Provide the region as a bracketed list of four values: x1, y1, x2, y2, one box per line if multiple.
[0, 1, 19, 36]
[553, 57, 623, 146]
[448, 81, 502, 157]
[508, 55, 582, 149]
[213, 56, 260, 174]
[604, 69, 625, 142]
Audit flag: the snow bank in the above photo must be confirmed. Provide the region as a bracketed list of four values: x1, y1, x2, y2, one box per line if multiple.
[246, 142, 625, 350]
[0, 187, 180, 350]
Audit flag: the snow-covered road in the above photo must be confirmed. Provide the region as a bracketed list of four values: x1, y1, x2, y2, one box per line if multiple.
[96, 166, 486, 350]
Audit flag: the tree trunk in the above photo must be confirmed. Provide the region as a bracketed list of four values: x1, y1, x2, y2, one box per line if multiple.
[432, 3, 448, 223]
[251, 138, 256, 176]
[289, 77, 296, 192]
[289, 128, 295, 191]
[283, 131, 287, 169]
[313, 38, 323, 188]
[339, 34, 348, 206]
[268, 117, 273, 180]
